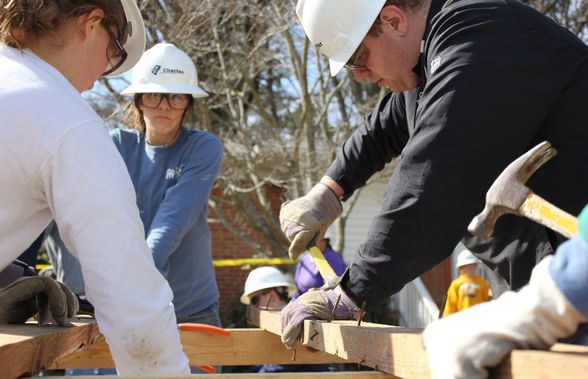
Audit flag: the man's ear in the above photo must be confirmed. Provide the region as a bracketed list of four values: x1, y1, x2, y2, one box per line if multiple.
[379, 5, 409, 36]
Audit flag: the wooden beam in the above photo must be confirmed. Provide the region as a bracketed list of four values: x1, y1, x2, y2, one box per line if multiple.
[304, 320, 428, 378]
[249, 308, 588, 378]
[52, 328, 347, 368]
[41, 372, 399, 379]
[0, 320, 101, 378]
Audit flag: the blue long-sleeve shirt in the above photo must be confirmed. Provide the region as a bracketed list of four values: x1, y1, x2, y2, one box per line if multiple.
[549, 205, 588, 318]
[110, 128, 223, 320]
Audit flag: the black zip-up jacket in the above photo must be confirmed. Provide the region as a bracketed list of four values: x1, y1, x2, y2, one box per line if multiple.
[328, 0, 588, 309]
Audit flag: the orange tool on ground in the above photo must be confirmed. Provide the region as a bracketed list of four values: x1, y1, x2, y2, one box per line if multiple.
[178, 323, 231, 373]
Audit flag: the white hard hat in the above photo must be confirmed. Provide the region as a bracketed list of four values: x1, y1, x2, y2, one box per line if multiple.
[296, 0, 386, 76]
[456, 249, 479, 268]
[240, 266, 297, 305]
[120, 43, 208, 97]
[106, 0, 146, 77]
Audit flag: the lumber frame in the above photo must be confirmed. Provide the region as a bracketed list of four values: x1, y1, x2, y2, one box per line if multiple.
[37, 373, 399, 379]
[0, 320, 101, 378]
[52, 328, 348, 368]
[248, 307, 588, 378]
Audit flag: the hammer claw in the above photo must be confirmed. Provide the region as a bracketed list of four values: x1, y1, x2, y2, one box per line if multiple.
[518, 143, 557, 183]
[468, 141, 574, 240]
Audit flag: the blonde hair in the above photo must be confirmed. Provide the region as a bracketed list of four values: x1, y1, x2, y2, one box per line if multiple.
[0, 0, 124, 49]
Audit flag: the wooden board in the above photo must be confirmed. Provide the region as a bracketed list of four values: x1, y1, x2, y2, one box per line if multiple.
[39, 372, 400, 379]
[249, 308, 588, 378]
[0, 320, 101, 378]
[51, 328, 348, 368]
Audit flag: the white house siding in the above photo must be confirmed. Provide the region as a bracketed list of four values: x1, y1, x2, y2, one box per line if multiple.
[340, 181, 387, 263]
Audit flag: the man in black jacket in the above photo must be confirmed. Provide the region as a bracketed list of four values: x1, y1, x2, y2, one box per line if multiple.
[281, 0, 588, 356]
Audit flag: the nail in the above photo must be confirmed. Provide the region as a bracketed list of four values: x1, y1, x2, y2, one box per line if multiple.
[357, 301, 366, 326]
[329, 294, 341, 322]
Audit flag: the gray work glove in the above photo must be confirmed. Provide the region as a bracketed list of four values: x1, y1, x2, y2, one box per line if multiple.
[0, 276, 79, 326]
[280, 285, 359, 350]
[422, 256, 586, 379]
[280, 183, 342, 260]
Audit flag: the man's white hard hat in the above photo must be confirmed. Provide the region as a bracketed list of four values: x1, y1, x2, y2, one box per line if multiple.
[240, 266, 297, 305]
[296, 0, 386, 76]
[456, 249, 479, 268]
[107, 0, 146, 77]
[120, 43, 208, 97]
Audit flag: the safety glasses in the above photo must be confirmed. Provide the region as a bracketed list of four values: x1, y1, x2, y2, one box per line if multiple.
[101, 19, 128, 76]
[140, 93, 191, 110]
[250, 289, 271, 306]
[344, 43, 368, 71]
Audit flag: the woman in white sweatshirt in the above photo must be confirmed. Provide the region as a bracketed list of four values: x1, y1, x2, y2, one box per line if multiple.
[0, 0, 189, 375]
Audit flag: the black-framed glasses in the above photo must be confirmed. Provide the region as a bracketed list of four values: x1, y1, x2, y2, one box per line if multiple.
[101, 19, 128, 76]
[141, 93, 191, 110]
[344, 43, 368, 71]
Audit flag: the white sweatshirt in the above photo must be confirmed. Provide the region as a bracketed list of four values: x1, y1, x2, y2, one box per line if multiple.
[0, 45, 189, 375]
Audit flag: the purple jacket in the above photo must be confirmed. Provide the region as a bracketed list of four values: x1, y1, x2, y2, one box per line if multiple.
[293, 246, 347, 299]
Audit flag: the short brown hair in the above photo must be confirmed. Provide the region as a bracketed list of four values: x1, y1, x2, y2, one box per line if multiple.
[0, 0, 124, 49]
[368, 0, 427, 36]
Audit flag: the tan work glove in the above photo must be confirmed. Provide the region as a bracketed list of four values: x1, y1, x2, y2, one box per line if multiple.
[422, 256, 586, 379]
[280, 183, 342, 260]
[280, 285, 359, 350]
[0, 276, 79, 326]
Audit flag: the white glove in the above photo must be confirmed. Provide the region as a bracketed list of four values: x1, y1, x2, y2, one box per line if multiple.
[422, 256, 587, 379]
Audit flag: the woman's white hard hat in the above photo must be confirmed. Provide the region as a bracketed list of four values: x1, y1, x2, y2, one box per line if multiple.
[120, 42, 208, 97]
[106, 0, 146, 77]
[240, 266, 297, 305]
[296, 0, 386, 76]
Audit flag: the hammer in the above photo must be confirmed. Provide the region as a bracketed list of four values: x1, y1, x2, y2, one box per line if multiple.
[468, 141, 578, 239]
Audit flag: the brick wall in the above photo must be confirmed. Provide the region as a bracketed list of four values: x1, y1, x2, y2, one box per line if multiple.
[209, 185, 288, 325]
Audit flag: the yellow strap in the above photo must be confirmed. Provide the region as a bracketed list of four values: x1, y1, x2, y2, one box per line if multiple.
[36, 257, 296, 271]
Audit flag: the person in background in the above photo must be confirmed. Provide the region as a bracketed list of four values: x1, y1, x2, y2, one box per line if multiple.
[442, 249, 490, 317]
[423, 205, 588, 378]
[46, 42, 224, 327]
[241, 266, 297, 311]
[241, 266, 295, 373]
[0, 0, 189, 375]
[293, 228, 347, 299]
[241, 266, 333, 373]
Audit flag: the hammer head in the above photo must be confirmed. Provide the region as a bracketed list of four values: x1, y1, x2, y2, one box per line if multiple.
[468, 141, 557, 239]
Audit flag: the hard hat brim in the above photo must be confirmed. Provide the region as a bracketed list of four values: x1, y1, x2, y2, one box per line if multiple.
[240, 282, 297, 305]
[106, 0, 146, 77]
[120, 82, 209, 97]
[323, 0, 387, 77]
